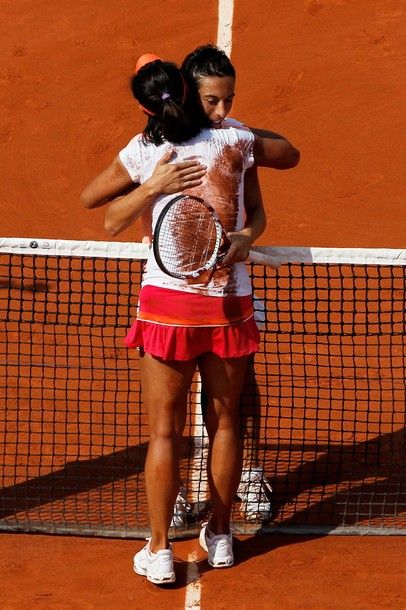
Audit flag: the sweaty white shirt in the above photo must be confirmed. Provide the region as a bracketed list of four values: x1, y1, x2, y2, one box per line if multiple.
[119, 118, 254, 297]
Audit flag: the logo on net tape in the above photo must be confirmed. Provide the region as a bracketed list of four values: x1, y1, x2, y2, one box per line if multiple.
[22, 240, 51, 250]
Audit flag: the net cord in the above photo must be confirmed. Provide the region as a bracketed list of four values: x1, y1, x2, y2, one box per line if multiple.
[1, 238, 405, 266]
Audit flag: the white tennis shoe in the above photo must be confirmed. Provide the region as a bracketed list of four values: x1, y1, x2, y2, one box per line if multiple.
[133, 540, 175, 584]
[170, 487, 192, 528]
[199, 523, 234, 568]
[237, 467, 273, 522]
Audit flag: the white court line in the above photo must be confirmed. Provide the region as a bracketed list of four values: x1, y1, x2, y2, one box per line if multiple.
[217, 0, 234, 57]
[185, 552, 201, 610]
[184, 3, 234, 609]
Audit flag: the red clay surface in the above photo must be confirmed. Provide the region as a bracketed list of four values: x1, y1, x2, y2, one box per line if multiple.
[0, 533, 405, 610]
[1, 0, 405, 608]
[1, 0, 404, 247]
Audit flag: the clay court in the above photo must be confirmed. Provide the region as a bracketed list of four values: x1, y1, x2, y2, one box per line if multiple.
[0, 1, 405, 608]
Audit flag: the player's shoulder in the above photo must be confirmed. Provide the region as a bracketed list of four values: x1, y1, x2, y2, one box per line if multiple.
[123, 132, 145, 150]
[222, 117, 252, 134]
[222, 118, 254, 146]
[121, 132, 166, 163]
[119, 132, 167, 182]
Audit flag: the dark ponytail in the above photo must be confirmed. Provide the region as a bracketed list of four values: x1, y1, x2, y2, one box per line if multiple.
[131, 60, 209, 145]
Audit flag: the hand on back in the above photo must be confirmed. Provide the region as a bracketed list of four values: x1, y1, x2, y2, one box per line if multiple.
[148, 150, 206, 194]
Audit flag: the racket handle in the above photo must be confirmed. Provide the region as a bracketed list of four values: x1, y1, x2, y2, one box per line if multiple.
[248, 248, 282, 269]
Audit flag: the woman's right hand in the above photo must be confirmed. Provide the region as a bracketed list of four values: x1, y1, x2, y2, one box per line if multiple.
[148, 149, 206, 194]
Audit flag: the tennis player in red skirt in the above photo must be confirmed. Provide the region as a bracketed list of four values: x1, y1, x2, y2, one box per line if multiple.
[81, 51, 298, 584]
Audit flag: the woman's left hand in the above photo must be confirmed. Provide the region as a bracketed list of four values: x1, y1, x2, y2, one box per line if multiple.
[220, 230, 252, 266]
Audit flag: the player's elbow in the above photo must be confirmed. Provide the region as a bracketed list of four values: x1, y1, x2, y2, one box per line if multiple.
[259, 212, 267, 236]
[254, 138, 300, 170]
[285, 146, 300, 169]
[273, 145, 300, 170]
[104, 215, 121, 237]
[80, 187, 98, 209]
[104, 223, 117, 237]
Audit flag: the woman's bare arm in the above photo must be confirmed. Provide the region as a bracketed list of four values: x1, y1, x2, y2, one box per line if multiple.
[80, 157, 134, 209]
[221, 166, 267, 265]
[251, 129, 300, 169]
[104, 181, 159, 236]
[104, 150, 206, 236]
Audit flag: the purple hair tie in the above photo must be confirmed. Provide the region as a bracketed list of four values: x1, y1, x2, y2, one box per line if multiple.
[161, 92, 171, 100]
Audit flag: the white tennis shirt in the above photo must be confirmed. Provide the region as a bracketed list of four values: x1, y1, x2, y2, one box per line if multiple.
[119, 118, 255, 297]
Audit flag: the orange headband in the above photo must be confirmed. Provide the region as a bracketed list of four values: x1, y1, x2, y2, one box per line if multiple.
[135, 53, 162, 74]
[135, 54, 163, 116]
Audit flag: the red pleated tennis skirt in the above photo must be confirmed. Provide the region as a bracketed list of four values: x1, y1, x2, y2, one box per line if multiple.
[124, 285, 260, 361]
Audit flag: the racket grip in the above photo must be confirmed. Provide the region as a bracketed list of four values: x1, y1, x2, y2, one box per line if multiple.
[248, 248, 282, 269]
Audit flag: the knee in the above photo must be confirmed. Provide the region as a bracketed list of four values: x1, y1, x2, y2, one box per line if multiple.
[146, 397, 187, 441]
[149, 417, 184, 443]
[217, 417, 241, 434]
[208, 405, 241, 433]
[149, 428, 176, 443]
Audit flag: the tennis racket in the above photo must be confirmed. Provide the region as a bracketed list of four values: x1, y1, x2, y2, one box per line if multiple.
[153, 194, 230, 279]
[153, 194, 282, 279]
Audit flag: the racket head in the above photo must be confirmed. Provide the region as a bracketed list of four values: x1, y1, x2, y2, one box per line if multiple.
[153, 194, 224, 279]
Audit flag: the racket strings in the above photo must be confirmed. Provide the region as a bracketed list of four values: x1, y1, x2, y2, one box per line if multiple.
[157, 199, 220, 275]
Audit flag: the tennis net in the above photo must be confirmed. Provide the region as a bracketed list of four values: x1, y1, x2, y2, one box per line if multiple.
[0, 237, 405, 537]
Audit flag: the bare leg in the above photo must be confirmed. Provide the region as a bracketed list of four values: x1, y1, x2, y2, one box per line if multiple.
[198, 353, 249, 534]
[140, 352, 196, 552]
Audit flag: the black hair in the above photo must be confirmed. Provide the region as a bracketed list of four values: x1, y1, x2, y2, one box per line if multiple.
[131, 60, 210, 145]
[181, 44, 236, 92]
